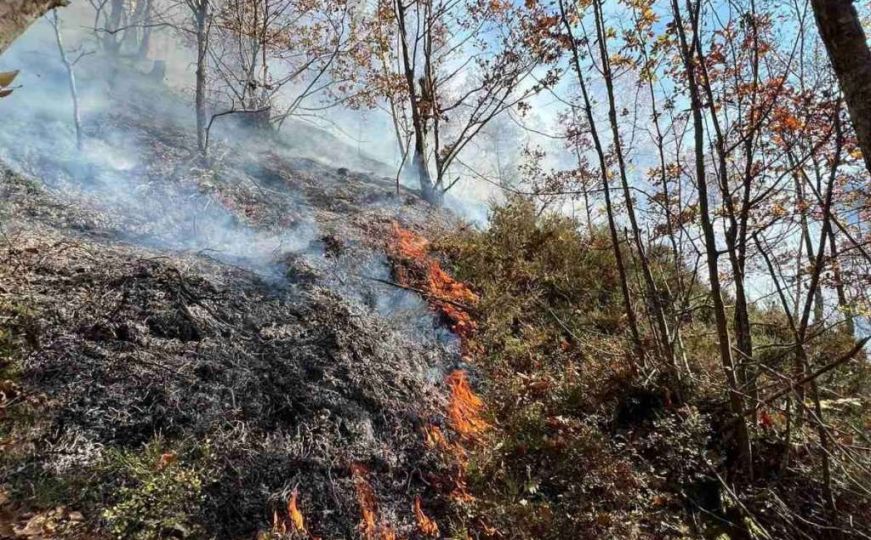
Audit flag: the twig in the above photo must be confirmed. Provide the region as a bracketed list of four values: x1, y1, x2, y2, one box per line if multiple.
[360, 275, 477, 314]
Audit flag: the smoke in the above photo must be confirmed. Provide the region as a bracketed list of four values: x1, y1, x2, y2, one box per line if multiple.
[0, 9, 467, 353]
[0, 13, 323, 282]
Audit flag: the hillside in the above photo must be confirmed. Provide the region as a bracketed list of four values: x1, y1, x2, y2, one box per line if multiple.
[1, 3, 870, 538]
[0, 61, 474, 538]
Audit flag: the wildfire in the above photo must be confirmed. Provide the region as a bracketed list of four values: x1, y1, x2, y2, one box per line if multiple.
[387, 222, 494, 534]
[271, 489, 315, 538]
[351, 464, 396, 540]
[288, 491, 306, 533]
[446, 370, 489, 440]
[391, 222, 430, 260]
[413, 496, 440, 537]
[388, 222, 479, 341]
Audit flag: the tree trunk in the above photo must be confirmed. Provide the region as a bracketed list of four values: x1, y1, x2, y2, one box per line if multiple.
[559, 0, 645, 366]
[394, 0, 438, 205]
[811, 0, 871, 176]
[593, 0, 676, 372]
[827, 228, 855, 337]
[0, 0, 68, 54]
[51, 10, 82, 151]
[194, 1, 209, 157]
[671, 0, 752, 478]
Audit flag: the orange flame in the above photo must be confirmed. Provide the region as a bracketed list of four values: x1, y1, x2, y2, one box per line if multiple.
[446, 370, 489, 440]
[288, 491, 306, 533]
[413, 496, 440, 536]
[351, 464, 378, 538]
[271, 489, 315, 537]
[388, 223, 479, 344]
[351, 464, 396, 540]
[424, 424, 449, 450]
[391, 222, 429, 260]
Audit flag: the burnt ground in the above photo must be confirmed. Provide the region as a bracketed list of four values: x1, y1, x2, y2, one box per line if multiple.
[0, 73, 468, 539]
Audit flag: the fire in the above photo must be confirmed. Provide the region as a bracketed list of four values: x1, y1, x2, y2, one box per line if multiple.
[413, 496, 440, 537]
[391, 222, 430, 260]
[288, 491, 306, 533]
[388, 223, 495, 535]
[351, 464, 396, 540]
[446, 370, 489, 439]
[271, 489, 314, 537]
[424, 424, 449, 450]
[388, 222, 479, 341]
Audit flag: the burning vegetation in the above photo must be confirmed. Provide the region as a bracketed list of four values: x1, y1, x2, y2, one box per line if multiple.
[0, 0, 870, 536]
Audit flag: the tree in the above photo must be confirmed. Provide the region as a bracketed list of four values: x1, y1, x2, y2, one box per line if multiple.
[50, 9, 89, 150]
[208, 0, 357, 132]
[353, 0, 560, 205]
[668, 0, 754, 477]
[810, 0, 871, 176]
[557, 0, 644, 365]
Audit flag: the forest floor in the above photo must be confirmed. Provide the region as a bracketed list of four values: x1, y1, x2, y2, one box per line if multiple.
[0, 86, 473, 538]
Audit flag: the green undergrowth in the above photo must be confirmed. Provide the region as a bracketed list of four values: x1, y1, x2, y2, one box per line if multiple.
[99, 438, 210, 540]
[434, 197, 869, 539]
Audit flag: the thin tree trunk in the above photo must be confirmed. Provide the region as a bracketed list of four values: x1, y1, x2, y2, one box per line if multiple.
[810, 0, 871, 176]
[794, 109, 844, 518]
[827, 227, 855, 337]
[51, 10, 82, 151]
[194, 0, 209, 157]
[394, 0, 437, 204]
[671, 0, 752, 478]
[137, 0, 152, 59]
[593, 0, 676, 372]
[559, 0, 644, 366]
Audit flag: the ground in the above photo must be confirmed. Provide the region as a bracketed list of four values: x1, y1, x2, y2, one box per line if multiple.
[0, 78, 470, 538]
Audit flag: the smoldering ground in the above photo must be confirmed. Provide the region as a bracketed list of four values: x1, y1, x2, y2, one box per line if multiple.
[0, 11, 468, 539]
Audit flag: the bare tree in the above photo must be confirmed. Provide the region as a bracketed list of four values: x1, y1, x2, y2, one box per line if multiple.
[361, 0, 559, 205]
[50, 9, 89, 150]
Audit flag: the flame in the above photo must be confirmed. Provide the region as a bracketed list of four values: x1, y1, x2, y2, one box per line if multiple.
[288, 491, 306, 533]
[388, 223, 496, 535]
[271, 489, 314, 537]
[351, 464, 378, 538]
[391, 222, 429, 260]
[388, 223, 479, 343]
[446, 370, 489, 440]
[272, 510, 286, 535]
[424, 424, 448, 450]
[350, 464, 396, 540]
[413, 496, 440, 537]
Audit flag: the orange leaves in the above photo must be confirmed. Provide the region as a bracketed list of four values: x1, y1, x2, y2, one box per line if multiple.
[351, 464, 396, 540]
[446, 370, 489, 440]
[413, 496, 440, 537]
